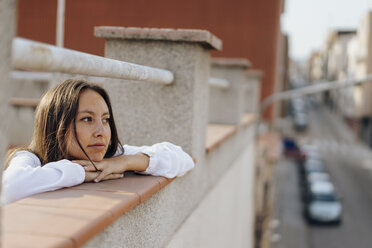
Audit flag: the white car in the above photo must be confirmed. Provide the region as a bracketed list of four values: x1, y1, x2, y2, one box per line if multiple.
[305, 181, 342, 224]
[307, 172, 330, 184]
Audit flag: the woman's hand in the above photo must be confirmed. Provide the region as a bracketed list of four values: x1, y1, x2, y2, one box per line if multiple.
[73, 153, 149, 183]
[84, 171, 123, 183]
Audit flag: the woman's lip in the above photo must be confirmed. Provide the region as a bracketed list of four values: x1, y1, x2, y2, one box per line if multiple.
[88, 143, 105, 148]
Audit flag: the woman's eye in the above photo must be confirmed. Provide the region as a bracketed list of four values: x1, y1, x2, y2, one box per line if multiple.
[81, 117, 92, 122]
[103, 117, 111, 123]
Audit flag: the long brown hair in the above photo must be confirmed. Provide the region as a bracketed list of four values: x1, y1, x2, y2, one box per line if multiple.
[6, 79, 123, 168]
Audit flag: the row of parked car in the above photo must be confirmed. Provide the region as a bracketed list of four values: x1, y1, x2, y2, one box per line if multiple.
[298, 144, 343, 225]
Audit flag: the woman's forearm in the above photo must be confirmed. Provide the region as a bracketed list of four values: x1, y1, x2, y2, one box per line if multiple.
[124, 153, 150, 172]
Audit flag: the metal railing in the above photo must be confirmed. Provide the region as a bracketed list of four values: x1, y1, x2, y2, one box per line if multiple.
[256, 74, 372, 135]
[260, 75, 372, 112]
[11, 38, 174, 85]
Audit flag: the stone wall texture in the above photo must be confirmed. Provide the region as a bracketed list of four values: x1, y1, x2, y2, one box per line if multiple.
[0, 0, 16, 240]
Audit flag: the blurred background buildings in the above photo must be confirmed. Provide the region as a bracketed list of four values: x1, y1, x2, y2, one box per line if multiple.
[306, 10, 372, 147]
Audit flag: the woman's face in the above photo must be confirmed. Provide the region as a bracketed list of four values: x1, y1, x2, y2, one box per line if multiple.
[66, 89, 111, 161]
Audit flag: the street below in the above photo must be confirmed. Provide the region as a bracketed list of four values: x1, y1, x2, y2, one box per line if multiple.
[272, 105, 372, 248]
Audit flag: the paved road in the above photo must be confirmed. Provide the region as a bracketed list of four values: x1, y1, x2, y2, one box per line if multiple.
[272, 106, 372, 248]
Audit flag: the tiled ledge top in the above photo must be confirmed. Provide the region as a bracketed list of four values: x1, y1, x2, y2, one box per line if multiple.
[206, 113, 256, 153]
[94, 26, 222, 51]
[3, 114, 256, 247]
[246, 69, 264, 78]
[241, 113, 257, 128]
[10, 97, 40, 108]
[4, 172, 174, 248]
[211, 57, 252, 69]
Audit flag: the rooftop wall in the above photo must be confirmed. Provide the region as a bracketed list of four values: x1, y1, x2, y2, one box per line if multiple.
[3, 25, 265, 248]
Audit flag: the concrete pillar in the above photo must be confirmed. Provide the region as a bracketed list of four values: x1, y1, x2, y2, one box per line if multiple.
[208, 58, 251, 125]
[95, 27, 221, 160]
[245, 70, 263, 114]
[0, 0, 16, 240]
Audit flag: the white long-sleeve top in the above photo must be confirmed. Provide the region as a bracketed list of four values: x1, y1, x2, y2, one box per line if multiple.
[2, 142, 194, 205]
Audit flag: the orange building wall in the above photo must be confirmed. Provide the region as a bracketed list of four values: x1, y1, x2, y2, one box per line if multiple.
[17, 0, 57, 45]
[17, 0, 283, 119]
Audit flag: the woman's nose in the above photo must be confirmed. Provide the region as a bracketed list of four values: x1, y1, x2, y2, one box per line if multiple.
[93, 122, 105, 137]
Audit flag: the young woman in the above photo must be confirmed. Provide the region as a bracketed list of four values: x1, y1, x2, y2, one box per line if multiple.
[2, 79, 194, 204]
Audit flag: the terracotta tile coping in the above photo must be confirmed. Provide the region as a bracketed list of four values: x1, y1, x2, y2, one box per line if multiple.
[241, 114, 257, 128]
[4, 233, 75, 248]
[206, 113, 256, 153]
[211, 57, 252, 69]
[3, 172, 173, 248]
[3, 114, 256, 247]
[205, 124, 238, 153]
[9, 97, 40, 108]
[94, 26, 222, 51]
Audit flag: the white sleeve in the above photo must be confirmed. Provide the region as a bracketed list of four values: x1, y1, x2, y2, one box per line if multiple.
[123, 142, 195, 178]
[2, 151, 85, 205]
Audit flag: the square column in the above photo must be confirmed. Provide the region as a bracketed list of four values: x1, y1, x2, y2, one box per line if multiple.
[0, 0, 16, 240]
[209, 58, 251, 125]
[245, 70, 263, 114]
[95, 27, 221, 159]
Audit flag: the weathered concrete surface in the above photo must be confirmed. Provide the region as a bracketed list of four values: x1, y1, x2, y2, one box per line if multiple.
[0, 0, 16, 159]
[9, 79, 49, 146]
[165, 142, 255, 248]
[95, 26, 222, 51]
[245, 70, 263, 114]
[96, 27, 221, 161]
[0, 0, 16, 240]
[209, 58, 251, 124]
[83, 125, 255, 248]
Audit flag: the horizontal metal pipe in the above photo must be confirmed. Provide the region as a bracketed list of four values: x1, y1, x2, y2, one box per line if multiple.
[261, 74, 372, 111]
[255, 74, 372, 137]
[11, 70, 106, 83]
[11, 38, 174, 84]
[209, 77, 230, 89]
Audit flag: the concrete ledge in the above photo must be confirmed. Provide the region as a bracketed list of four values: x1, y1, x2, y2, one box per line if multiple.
[211, 57, 251, 68]
[83, 117, 256, 248]
[206, 124, 238, 153]
[241, 113, 257, 128]
[94, 26, 222, 51]
[3, 120, 256, 248]
[4, 233, 75, 248]
[206, 114, 256, 153]
[4, 172, 172, 248]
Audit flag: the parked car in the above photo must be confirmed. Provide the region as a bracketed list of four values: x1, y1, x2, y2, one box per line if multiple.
[283, 137, 307, 161]
[304, 181, 342, 225]
[299, 158, 326, 181]
[293, 112, 308, 132]
[306, 172, 331, 184]
[290, 97, 308, 132]
[299, 158, 327, 200]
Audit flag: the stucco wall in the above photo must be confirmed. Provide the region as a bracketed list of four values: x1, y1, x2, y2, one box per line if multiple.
[165, 141, 255, 248]
[83, 125, 255, 248]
